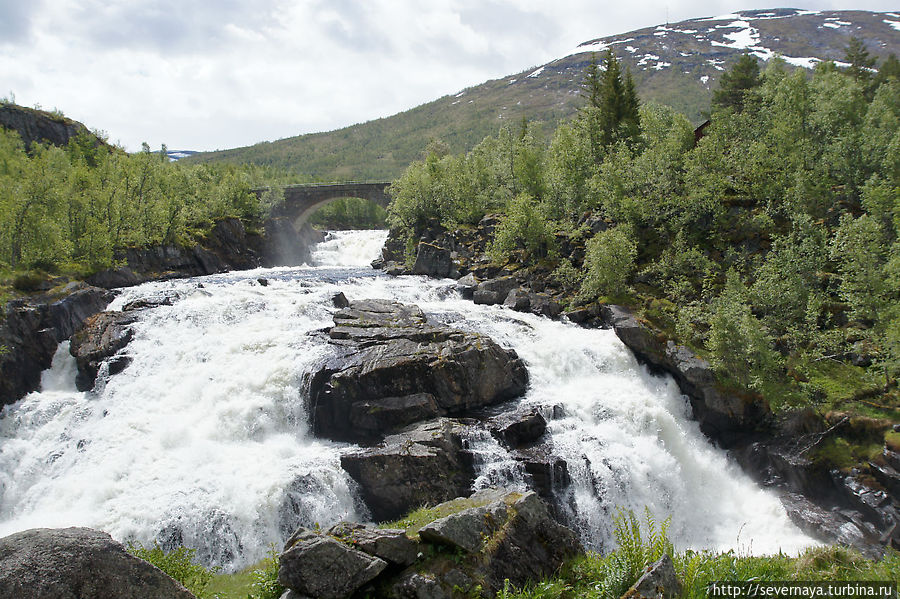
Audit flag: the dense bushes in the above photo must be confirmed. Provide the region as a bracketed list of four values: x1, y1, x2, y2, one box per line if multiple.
[386, 49, 900, 403]
[0, 128, 283, 274]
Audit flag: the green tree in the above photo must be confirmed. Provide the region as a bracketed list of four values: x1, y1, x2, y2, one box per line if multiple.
[580, 224, 638, 299]
[843, 36, 876, 86]
[488, 193, 555, 262]
[874, 53, 900, 88]
[579, 50, 642, 161]
[706, 271, 781, 392]
[712, 54, 761, 112]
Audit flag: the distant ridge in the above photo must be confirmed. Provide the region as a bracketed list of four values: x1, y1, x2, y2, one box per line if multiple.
[185, 9, 900, 180]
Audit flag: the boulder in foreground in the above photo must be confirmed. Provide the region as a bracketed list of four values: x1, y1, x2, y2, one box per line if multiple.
[0, 527, 195, 599]
[276, 488, 583, 598]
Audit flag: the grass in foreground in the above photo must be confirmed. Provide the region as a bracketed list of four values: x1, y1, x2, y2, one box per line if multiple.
[130, 509, 900, 599]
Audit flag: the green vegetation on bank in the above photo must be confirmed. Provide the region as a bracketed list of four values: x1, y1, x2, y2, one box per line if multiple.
[130, 509, 900, 598]
[127, 541, 283, 599]
[498, 511, 900, 599]
[0, 126, 286, 276]
[387, 46, 900, 440]
[126, 542, 218, 598]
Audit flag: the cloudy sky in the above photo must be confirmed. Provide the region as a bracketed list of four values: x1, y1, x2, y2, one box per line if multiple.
[1, 0, 896, 152]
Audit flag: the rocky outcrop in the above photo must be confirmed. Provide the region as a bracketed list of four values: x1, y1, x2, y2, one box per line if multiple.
[340, 418, 476, 521]
[88, 218, 265, 289]
[735, 416, 900, 557]
[601, 305, 771, 444]
[417, 488, 583, 594]
[0, 104, 106, 151]
[327, 522, 419, 567]
[0, 527, 195, 599]
[307, 298, 528, 441]
[0, 286, 113, 406]
[488, 407, 547, 448]
[69, 311, 138, 391]
[275, 489, 582, 599]
[87, 218, 324, 290]
[410, 241, 455, 278]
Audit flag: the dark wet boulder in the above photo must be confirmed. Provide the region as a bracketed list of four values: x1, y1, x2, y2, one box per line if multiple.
[488, 407, 546, 448]
[473, 276, 519, 305]
[340, 418, 475, 521]
[0, 527, 195, 599]
[455, 272, 479, 299]
[279, 529, 386, 599]
[331, 291, 350, 308]
[0, 286, 113, 406]
[601, 305, 771, 444]
[69, 311, 138, 391]
[411, 242, 456, 278]
[503, 288, 531, 311]
[87, 267, 142, 289]
[308, 299, 528, 441]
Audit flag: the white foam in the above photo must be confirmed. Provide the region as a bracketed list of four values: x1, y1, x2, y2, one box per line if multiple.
[0, 232, 818, 569]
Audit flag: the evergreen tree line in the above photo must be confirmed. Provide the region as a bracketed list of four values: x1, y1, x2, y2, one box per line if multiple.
[387, 45, 900, 403]
[0, 130, 286, 275]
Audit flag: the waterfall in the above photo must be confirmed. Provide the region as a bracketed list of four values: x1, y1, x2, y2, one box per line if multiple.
[0, 230, 813, 570]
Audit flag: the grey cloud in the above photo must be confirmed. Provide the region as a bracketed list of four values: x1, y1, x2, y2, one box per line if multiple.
[308, 0, 397, 55]
[67, 0, 276, 53]
[0, 0, 42, 43]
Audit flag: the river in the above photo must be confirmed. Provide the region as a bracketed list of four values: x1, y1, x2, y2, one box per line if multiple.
[0, 229, 813, 569]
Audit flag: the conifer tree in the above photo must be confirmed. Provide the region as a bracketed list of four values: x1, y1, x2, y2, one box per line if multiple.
[598, 49, 626, 148]
[580, 53, 603, 109]
[579, 50, 641, 161]
[843, 36, 876, 84]
[712, 53, 761, 112]
[874, 53, 900, 88]
[621, 67, 642, 144]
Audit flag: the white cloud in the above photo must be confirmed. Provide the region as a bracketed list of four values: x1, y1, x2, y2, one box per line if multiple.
[2, 0, 898, 151]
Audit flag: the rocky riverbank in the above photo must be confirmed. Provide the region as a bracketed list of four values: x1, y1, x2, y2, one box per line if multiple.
[375, 217, 900, 558]
[0, 216, 324, 407]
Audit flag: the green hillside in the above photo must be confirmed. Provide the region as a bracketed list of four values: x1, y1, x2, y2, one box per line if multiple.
[185, 9, 900, 180]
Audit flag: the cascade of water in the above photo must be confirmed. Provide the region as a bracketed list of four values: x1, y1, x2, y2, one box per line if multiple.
[0, 230, 814, 570]
[310, 230, 389, 267]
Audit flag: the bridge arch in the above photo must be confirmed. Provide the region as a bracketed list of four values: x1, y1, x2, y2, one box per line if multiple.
[257, 182, 391, 231]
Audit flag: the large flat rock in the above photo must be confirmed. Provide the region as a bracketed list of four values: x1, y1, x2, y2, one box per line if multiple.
[308, 298, 528, 441]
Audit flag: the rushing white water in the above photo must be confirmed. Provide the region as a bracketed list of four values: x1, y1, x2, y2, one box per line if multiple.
[311, 229, 389, 267]
[0, 230, 813, 569]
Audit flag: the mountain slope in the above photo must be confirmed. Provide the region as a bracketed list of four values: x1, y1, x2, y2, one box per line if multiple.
[185, 9, 900, 180]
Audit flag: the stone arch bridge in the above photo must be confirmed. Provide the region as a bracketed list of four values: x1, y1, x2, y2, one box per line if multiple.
[255, 181, 391, 230]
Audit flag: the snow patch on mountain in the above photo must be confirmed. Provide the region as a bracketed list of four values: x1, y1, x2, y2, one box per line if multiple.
[782, 56, 821, 69]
